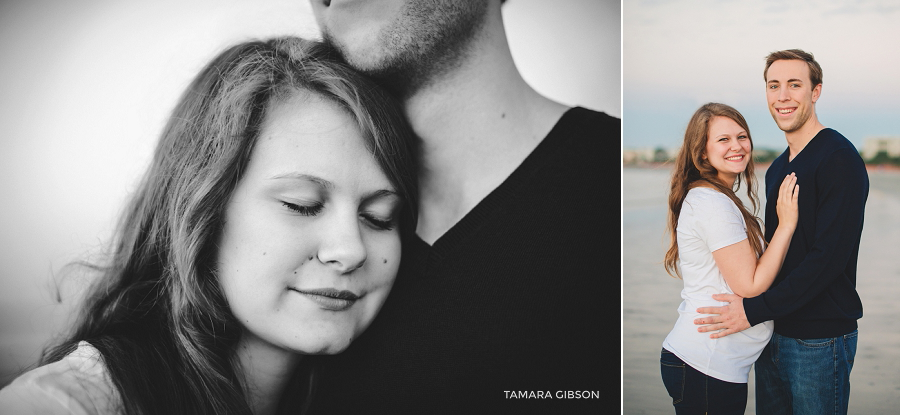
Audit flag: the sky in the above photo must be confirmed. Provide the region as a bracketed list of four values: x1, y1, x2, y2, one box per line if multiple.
[0, 0, 619, 383]
[624, 0, 900, 151]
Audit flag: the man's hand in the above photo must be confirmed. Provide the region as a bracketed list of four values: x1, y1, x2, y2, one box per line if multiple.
[694, 294, 751, 339]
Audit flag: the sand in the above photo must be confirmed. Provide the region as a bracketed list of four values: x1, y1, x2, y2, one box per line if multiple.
[623, 167, 900, 414]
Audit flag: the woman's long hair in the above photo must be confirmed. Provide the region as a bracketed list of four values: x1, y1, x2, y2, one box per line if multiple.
[664, 103, 764, 279]
[41, 37, 419, 415]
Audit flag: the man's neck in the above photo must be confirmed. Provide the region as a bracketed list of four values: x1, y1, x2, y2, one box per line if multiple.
[402, 5, 568, 243]
[785, 116, 826, 161]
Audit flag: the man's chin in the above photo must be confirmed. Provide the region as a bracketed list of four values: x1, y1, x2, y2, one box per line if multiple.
[324, 33, 404, 78]
[770, 116, 802, 134]
[779, 123, 804, 134]
[341, 50, 422, 97]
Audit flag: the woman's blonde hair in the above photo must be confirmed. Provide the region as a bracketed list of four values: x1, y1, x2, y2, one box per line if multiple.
[42, 36, 419, 414]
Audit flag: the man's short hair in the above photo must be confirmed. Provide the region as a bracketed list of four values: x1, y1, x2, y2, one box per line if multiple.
[764, 49, 823, 89]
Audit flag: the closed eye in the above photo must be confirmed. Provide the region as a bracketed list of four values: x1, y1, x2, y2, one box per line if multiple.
[360, 212, 395, 231]
[282, 201, 323, 216]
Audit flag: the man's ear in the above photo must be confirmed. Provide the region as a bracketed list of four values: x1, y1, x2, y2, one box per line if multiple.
[811, 83, 822, 104]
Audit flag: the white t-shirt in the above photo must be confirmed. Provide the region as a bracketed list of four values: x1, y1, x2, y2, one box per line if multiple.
[662, 187, 774, 383]
[0, 341, 120, 415]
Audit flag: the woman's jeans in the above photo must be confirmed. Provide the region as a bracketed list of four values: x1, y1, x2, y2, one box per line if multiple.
[660, 348, 748, 415]
[754, 330, 858, 415]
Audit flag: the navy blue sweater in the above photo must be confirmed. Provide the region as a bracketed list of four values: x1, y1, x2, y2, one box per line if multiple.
[744, 128, 868, 339]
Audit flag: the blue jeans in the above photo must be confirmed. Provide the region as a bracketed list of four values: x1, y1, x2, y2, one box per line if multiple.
[755, 330, 858, 415]
[660, 348, 747, 415]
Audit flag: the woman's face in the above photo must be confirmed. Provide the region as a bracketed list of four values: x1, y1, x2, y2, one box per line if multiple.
[704, 115, 751, 187]
[217, 91, 402, 357]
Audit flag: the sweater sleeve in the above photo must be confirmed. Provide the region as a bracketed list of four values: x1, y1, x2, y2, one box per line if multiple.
[744, 148, 868, 325]
[0, 342, 119, 415]
[0, 380, 81, 415]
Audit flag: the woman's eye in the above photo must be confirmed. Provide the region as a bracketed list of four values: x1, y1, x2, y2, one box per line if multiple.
[738, 135, 748, 140]
[282, 201, 323, 216]
[361, 213, 395, 231]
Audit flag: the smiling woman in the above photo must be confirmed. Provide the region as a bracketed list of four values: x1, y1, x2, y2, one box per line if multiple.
[219, 92, 405, 358]
[0, 36, 418, 415]
[659, 102, 799, 414]
[704, 116, 752, 188]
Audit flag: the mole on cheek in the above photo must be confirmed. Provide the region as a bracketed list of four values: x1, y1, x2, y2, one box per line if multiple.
[383, 259, 387, 264]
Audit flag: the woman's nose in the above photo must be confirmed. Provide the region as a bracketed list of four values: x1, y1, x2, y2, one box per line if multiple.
[316, 213, 367, 274]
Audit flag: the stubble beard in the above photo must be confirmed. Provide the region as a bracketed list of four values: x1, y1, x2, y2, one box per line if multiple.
[772, 104, 812, 134]
[323, 1, 488, 98]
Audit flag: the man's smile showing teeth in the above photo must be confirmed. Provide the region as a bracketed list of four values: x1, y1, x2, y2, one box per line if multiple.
[778, 108, 795, 114]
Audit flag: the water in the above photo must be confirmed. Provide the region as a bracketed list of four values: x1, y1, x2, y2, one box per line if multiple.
[623, 166, 900, 414]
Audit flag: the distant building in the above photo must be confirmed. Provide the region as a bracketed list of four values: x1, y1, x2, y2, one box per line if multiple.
[861, 137, 900, 161]
[623, 146, 679, 165]
[623, 146, 781, 165]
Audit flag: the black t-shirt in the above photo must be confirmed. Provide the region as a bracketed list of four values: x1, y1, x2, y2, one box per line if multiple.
[306, 107, 620, 414]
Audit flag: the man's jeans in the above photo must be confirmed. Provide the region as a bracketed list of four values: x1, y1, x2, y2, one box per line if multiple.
[755, 330, 858, 415]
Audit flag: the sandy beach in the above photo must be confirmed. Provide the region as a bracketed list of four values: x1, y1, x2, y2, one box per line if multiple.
[623, 166, 900, 414]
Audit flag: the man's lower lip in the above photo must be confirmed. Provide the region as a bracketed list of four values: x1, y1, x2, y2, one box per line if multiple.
[298, 293, 356, 311]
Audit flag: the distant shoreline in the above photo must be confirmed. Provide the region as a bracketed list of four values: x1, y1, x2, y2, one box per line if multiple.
[623, 162, 900, 173]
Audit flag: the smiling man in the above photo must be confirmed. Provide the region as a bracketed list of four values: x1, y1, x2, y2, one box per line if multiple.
[301, 0, 618, 413]
[694, 49, 868, 415]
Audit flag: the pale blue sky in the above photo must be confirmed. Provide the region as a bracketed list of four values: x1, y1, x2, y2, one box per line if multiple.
[624, 0, 900, 150]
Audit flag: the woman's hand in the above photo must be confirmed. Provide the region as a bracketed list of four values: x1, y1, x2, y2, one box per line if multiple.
[776, 173, 799, 231]
[713, 173, 800, 299]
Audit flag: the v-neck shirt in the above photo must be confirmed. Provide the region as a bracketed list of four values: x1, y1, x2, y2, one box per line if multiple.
[308, 107, 619, 413]
[744, 128, 868, 338]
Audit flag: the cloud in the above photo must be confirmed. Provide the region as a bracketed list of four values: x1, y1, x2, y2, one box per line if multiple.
[624, 0, 900, 148]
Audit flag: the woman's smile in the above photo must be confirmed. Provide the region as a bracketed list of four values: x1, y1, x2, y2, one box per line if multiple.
[290, 287, 364, 311]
